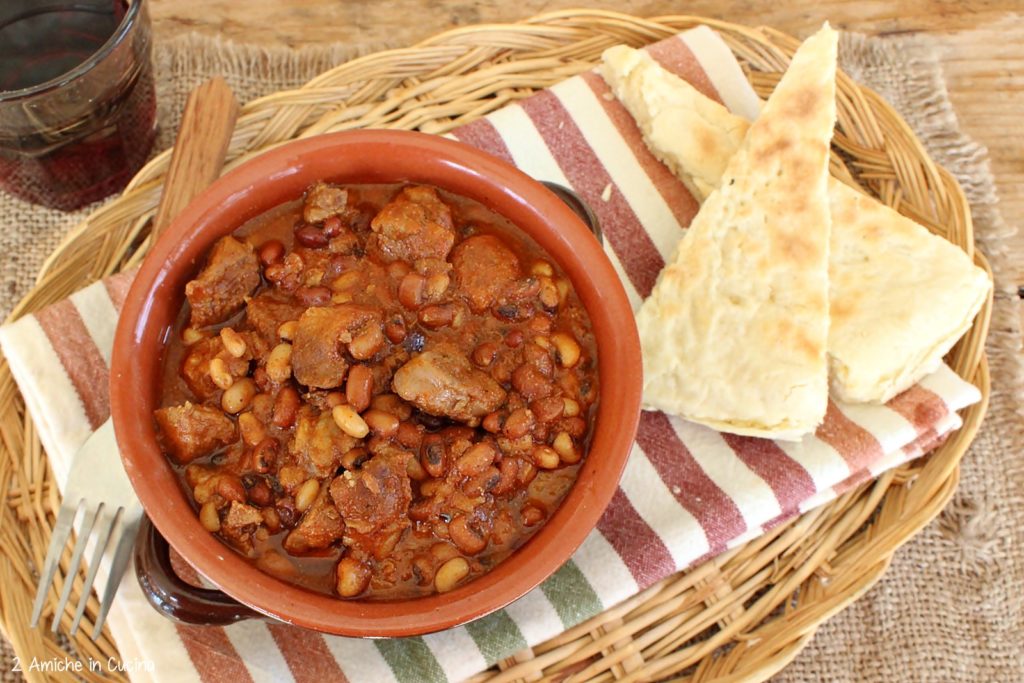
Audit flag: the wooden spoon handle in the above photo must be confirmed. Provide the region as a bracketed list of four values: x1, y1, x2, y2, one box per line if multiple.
[152, 77, 240, 239]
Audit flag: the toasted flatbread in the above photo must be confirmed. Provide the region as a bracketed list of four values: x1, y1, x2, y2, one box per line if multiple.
[602, 40, 991, 404]
[634, 25, 837, 439]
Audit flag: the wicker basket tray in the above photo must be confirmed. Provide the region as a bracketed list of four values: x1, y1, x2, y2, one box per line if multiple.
[0, 9, 991, 682]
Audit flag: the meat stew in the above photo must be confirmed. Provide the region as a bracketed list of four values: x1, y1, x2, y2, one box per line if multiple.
[155, 182, 598, 600]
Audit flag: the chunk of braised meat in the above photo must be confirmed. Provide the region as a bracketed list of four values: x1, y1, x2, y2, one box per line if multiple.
[370, 186, 455, 262]
[392, 344, 506, 422]
[245, 293, 304, 347]
[303, 182, 351, 224]
[291, 409, 360, 477]
[291, 304, 385, 388]
[450, 234, 521, 313]
[180, 337, 249, 401]
[220, 501, 264, 554]
[185, 236, 261, 328]
[330, 452, 412, 542]
[155, 402, 237, 464]
[283, 487, 345, 554]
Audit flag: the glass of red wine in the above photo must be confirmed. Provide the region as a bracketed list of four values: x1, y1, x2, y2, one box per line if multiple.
[0, 0, 157, 211]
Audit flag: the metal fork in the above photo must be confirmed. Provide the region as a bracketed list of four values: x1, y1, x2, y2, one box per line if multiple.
[30, 419, 143, 639]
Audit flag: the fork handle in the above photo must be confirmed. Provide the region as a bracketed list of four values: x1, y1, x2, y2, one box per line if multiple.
[135, 516, 262, 626]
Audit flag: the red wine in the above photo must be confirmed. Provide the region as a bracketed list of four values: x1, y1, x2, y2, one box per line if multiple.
[0, 1, 156, 211]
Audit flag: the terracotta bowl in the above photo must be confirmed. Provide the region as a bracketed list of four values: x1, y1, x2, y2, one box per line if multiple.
[110, 129, 642, 637]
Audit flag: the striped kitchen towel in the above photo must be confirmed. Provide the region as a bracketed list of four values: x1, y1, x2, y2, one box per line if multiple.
[0, 25, 982, 683]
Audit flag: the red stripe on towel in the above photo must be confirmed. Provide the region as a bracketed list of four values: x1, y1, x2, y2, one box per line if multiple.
[451, 119, 516, 164]
[176, 625, 254, 683]
[646, 37, 725, 105]
[35, 300, 110, 429]
[887, 385, 949, 433]
[815, 401, 885, 472]
[518, 91, 665, 297]
[596, 488, 676, 588]
[720, 434, 817, 514]
[267, 624, 349, 683]
[580, 70, 700, 230]
[103, 269, 136, 313]
[636, 412, 746, 550]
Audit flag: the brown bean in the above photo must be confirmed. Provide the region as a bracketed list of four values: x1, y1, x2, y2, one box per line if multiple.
[420, 435, 446, 479]
[512, 364, 553, 401]
[456, 442, 496, 477]
[295, 224, 328, 248]
[371, 393, 413, 420]
[463, 466, 500, 497]
[336, 557, 371, 597]
[250, 438, 276, 474]
[384, 317, 407, 343]
[398, 272, 426, 310]
[258, 239, 285, 266]
[262, 507, 281, 532]
[363, 409, 400, 437]
[412, 555, 435, 586]
[517, 461, 538, 485]
[326, 391, 346, 408]
[349, 325, 384, 360]
[295, 285, 331, 307]
[472, 342, 500, 367]
[277, 465, 307, 494]
[248, 480, 272, 507]
[504, 329, 524, 348]
[482, 411, 505, 434]
[503, 408, 535, 440]
[449, 515, 488, 555]
[216, 475, 247, 503]
[491, 510, 516, 546]
[492, 457, 519, 496]
[209, 357, 234, 390]
[397, 421, 423, 449]
[340, 447, 370, 471]
[424, 273, 450, 302]
[345, 365, 374, 412]
[521, 503, 546, 527]
[272, 386, 300, 428]
[322, 215, 343, 237]
[551, 332, 581, 368]
[538, 276, 559, 310]
[181, 327, 206, 346]
[419, 304, 454, 329]
[531, 396, 565, 423]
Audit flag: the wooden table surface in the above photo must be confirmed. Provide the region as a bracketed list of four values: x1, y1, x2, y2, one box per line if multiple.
[150, 0, 1023, 287]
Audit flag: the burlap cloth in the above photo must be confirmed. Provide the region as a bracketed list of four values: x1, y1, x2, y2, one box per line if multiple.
[1, 29, 1021, 682]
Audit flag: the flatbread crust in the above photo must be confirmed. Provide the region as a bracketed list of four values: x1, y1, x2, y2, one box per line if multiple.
[634, 25, 837, 440]
[602, 39, 991, 404]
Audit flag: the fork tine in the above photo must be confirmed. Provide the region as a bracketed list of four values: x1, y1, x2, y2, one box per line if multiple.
[30, 499, 82, 628]
[69, 505, 122, 636]
[91, 509, 142, 640]
[51, 503, 103, 633]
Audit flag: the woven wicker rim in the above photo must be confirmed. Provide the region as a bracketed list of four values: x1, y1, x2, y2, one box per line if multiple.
[0, 9, 991, 683]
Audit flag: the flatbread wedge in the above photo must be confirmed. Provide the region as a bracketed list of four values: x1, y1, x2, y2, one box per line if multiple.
[634, 25, 837, 439]
[602, 41, 992, 404]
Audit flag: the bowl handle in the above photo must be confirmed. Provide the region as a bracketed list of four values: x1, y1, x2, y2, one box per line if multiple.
[134, 515, 264, 626]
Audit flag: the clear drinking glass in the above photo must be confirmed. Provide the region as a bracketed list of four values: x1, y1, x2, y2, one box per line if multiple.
[0, 0, 157, 211]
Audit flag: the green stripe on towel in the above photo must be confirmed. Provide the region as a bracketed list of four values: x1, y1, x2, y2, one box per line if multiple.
[541, 560, 604, 628]
[465, 609, 528, 665]
[376, 637, 446, 683]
